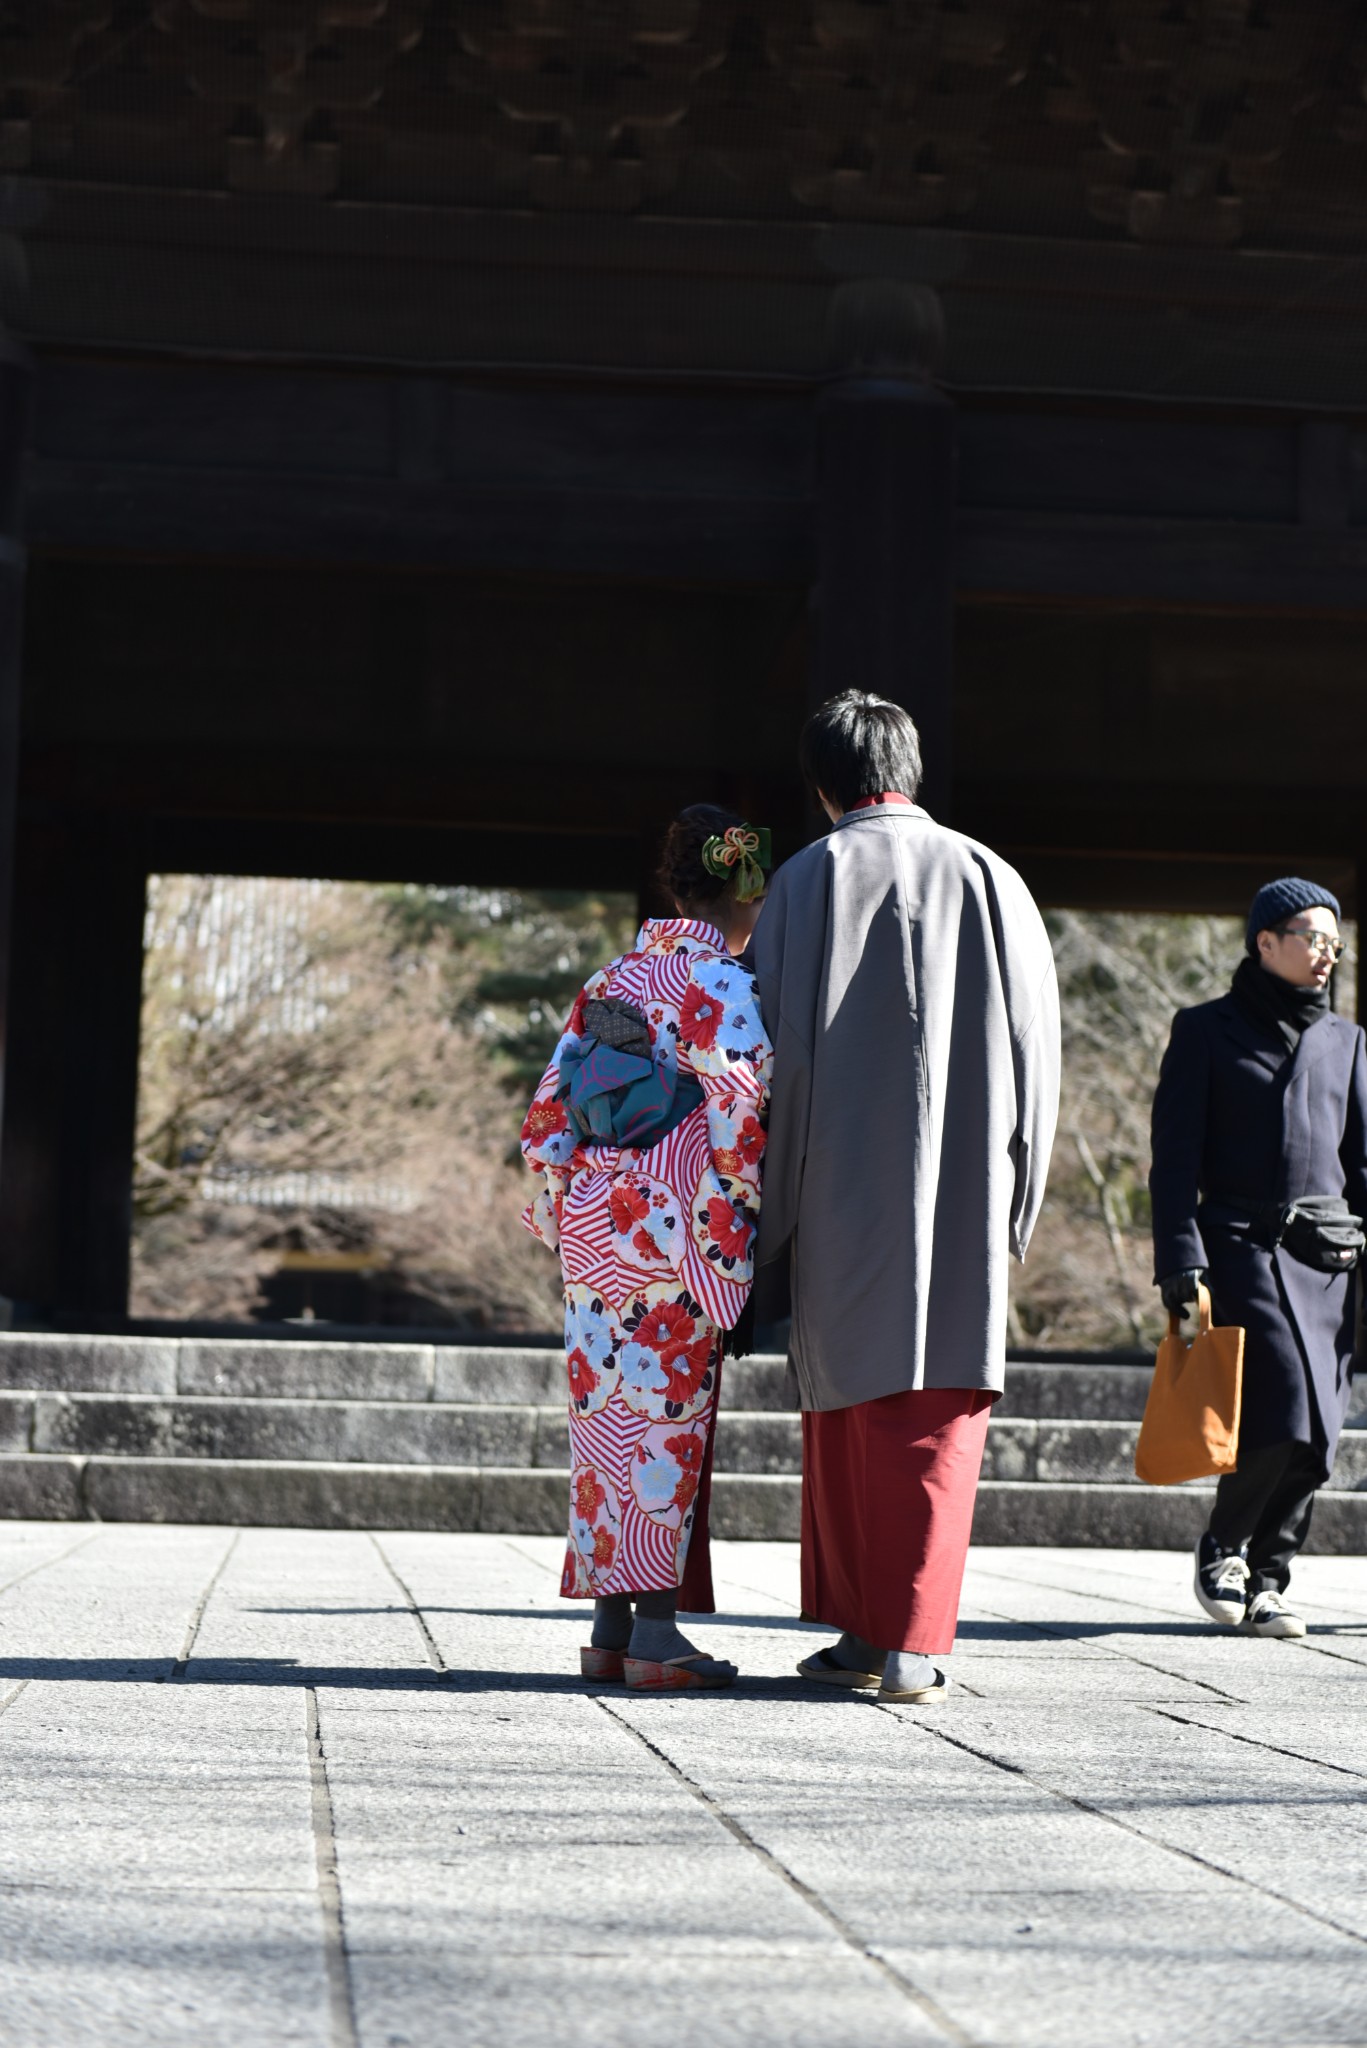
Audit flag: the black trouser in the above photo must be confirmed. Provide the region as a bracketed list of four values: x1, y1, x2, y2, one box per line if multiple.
[1208, 1439, 1320, 1596]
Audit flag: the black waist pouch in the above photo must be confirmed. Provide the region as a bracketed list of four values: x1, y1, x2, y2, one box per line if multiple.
[1275, 1197, 1366, 1273]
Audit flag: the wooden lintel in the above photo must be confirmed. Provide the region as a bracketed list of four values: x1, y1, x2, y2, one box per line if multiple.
[24, 458, 813, 584]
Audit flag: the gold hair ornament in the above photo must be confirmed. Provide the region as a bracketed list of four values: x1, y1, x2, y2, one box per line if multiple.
[700, 825, 771, 904]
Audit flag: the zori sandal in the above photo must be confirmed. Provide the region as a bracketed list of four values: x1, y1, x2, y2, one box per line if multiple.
[579, 1646, 628, 1682]
[878, 1670, 949, 1705]
[623, 1653, 736, 1692]
[796, 1648, 882, 1689]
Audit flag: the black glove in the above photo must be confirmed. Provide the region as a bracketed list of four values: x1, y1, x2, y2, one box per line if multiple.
[1158, 1269, 1205, 1317]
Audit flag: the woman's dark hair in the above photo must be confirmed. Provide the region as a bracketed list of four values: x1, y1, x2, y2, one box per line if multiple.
[799, 690, 922, 816]
[656, 803, 748, 909]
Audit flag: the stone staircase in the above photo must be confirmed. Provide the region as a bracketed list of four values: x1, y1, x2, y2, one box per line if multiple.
[1, 1333, 1364, 1548]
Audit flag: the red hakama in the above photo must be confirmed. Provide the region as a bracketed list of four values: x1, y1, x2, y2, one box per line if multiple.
[801, 1386, 994, 1654]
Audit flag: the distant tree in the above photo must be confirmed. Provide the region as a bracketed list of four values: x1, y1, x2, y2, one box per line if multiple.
[131, 877, 633, 1328]
[384, 884, 637, 1098]
[1007, 910, 1350, 1352]
[135, 881, 1354, 1351]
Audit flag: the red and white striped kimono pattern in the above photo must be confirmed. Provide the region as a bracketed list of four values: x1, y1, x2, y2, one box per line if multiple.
[521, 918, 772, 1599]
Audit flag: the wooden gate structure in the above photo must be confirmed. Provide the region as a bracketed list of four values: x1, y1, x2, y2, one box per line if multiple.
[0, 3, 1366, 1324]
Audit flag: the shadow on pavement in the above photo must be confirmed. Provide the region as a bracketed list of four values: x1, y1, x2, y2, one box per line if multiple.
[0, 1657, 853, 1698]
[243, 1606, 823, 1631]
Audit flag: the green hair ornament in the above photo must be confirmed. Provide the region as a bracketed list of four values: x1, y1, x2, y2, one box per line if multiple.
[700, 824, 771, 904]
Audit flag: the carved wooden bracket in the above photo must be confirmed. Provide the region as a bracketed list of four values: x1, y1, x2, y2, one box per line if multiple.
[0, 0, 1363, 246]
[1072, 0, 1335, 247]
[0, 3, 114, 171]
[768, 2, 1013, 225]
[153, 0, 427, 195]
[455, 0, 727, 211]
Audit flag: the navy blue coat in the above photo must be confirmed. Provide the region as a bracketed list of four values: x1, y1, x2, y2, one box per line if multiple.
[1150, 993, 1367, 1478]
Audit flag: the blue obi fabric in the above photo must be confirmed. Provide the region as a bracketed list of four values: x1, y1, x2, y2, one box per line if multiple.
[556, 1037, 703, 1149]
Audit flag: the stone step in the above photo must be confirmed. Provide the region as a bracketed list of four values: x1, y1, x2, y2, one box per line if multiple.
[4, 1390, 1365, 1491]
[3, 1454, 1367, 1553]
[0, 1334, 1183, 1422]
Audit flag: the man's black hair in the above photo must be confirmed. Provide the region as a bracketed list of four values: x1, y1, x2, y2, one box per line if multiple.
[798, 691, 923, 817]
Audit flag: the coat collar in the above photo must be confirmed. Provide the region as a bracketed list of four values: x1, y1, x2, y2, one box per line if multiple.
[1214, 989, 1341, 1073]
[1214, 991, 1281, 1059]
[1289, 1007, 1345, 1079]
[831, 804, 931, 834]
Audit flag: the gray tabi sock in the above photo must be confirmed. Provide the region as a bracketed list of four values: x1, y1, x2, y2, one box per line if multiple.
[629, 1589, 734, 1672]
[590, 1594, 633, 1651]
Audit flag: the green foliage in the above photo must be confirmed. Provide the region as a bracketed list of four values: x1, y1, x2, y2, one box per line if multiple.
[380, 884, 637, 1098]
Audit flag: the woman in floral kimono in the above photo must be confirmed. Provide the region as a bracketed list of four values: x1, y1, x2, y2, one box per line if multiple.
[521, 805, 773, 1691]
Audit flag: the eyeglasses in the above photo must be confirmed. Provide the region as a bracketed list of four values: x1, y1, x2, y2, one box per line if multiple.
[1274, 924, 1346, 961]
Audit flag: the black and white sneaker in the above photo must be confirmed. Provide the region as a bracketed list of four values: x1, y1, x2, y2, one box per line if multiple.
[1244, 1590, 1307, 1639]
[1194, 1532, 1249, 1627]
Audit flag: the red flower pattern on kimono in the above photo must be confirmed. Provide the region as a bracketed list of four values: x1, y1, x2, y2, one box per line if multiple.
[663, 1431, 705, 1511]
[679, 978, 721, 1052]
[519, 917, 773, 1598]
[734, 1115, 765, 1167]
[575, 1469, 607, 1522]
[627, 1297, 716, 1406]
[704, 1196, 753, 1264]
[566, 1347, 598, 1406]
[523, 1097, 569, 1148]
[658, 1340, 713, 1409]
[638, 1296, 700, 1362]
[610, 1182, 650, 1234]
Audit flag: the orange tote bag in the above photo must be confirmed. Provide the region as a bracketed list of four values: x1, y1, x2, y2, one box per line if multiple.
[1134, 1284, 1244, 1486]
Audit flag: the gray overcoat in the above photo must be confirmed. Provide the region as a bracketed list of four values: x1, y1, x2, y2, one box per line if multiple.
[751, 805, 1060, 1411]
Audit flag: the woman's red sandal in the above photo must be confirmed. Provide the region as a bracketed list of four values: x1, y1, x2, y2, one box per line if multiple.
[623, 1653, 735, 1692]
[579, 1646, 628, 1682]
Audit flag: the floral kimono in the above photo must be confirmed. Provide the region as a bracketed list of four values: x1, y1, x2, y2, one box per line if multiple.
[521, 917, 772, 1601]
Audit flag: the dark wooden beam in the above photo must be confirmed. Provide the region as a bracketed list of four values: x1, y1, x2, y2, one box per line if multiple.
[955, 511, 1367, 613]
[22, 190, 1367, 403]
[999, 849, 1358, 921]
[145, 818, 645, 894]
[24, 459, 813, 583]
[29, 461, 1367, 611]
[22, 356, 1367, 609]
[813, 285, 956, 814]
[20, 746, 807, 846]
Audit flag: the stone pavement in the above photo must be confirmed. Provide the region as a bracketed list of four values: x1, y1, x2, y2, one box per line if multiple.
[0, 1526, 1364, 2048]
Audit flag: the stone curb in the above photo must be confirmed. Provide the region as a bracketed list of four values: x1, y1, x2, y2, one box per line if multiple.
[0, 1336, 1213, 1424]
[2, 1391, 1363, 1489]
[3, 1457, 1365, 1550]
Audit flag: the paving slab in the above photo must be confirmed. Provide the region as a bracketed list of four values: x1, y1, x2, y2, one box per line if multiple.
[0, 1889, 331, 2048]
[877, 1888, 1367, 2048]
[0, 1529, 1363, 2048]
[348, 1950, 950, 2048]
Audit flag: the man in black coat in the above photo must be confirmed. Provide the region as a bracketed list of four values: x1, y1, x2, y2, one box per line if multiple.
[1150, 878, 1367, 1638]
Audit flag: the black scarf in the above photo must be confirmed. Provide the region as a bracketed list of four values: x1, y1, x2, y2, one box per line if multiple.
[1231, 955, 1330, 1055]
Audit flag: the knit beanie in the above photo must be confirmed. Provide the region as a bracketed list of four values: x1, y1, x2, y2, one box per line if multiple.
[1246, 877, 1342, 954]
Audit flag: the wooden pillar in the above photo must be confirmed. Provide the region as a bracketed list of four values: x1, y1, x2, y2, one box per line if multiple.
[0, 333, 29, 1190]
[813, 282, 956, 821]
[0, 814, 146, 1326]
[57, 822, 147, 1322]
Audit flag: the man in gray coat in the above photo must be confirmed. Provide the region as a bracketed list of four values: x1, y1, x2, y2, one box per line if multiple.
[752, 691, 1059, 1702]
